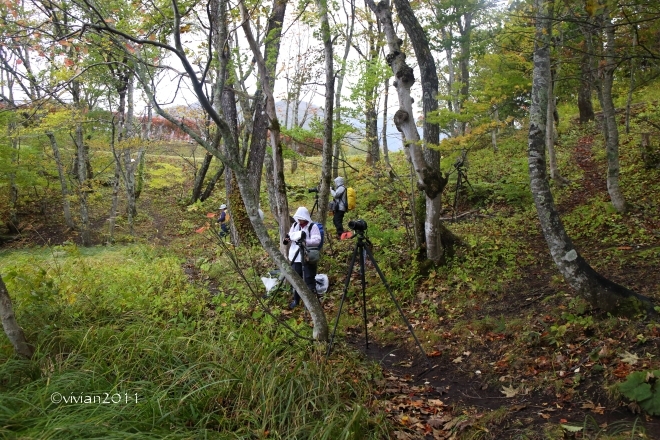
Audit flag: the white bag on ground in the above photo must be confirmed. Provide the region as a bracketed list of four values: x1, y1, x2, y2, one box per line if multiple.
[315, 274, 329, 294]
[261, 277, 279, 294]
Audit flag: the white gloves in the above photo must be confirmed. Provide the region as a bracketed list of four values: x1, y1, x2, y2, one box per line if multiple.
[289, 231, 303, 241]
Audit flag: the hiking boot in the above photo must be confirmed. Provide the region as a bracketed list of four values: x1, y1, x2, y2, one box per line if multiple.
[289, 299, 299, 309]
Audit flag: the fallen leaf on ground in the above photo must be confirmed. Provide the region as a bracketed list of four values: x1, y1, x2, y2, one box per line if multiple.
[452, 356, 463, 364]
[501, 385, 519, 398]
[618, 351, 639, 365]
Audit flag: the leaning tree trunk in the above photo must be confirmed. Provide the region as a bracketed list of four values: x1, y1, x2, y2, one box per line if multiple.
[528, 0, 654, 316]
[46, 132, 75, 229]
[0, 275, 33, 359]
[544, 4, 566, 184]
[191, 152, 213, 203]
[200, 161, 224, 202]
[221, 65, 256, 245]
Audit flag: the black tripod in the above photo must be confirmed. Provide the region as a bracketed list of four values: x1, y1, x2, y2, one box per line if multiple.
[310, 190, 320, 216]
[326, 228, 429, 365]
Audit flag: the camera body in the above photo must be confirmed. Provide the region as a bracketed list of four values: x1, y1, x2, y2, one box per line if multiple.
[308, 187, 319, 193]
[348, 219, 367, 232]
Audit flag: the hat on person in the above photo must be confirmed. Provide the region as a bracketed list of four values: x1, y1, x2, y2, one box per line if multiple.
[219, 204, 227, 210]
[292, 206, 312, 223]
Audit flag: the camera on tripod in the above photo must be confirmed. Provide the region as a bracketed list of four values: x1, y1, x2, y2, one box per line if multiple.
[454, 150, 468, 170]
[307, 187, 319, 193]
[348, 219, 367, 232]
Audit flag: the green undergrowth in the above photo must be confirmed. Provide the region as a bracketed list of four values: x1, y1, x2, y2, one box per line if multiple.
[0, 245, 389, 438]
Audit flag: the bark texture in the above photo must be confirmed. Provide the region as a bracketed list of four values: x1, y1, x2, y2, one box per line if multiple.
[528, 0, 654, 316]
[240, 0, 291, 253]
[368, 0, 448, 263]
[599, 13, 626, 213]
[315, 0, 335, 227]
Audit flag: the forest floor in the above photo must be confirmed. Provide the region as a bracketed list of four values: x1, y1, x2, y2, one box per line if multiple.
[337, 134, 660, 439]
[2, 134, 659, 439]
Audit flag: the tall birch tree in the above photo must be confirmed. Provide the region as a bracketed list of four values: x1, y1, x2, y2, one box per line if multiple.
[366, 0, 450, 264]
[528, 0, 654, 316]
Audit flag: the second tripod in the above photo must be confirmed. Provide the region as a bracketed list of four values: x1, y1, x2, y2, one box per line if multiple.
[326, 223, 429, 365]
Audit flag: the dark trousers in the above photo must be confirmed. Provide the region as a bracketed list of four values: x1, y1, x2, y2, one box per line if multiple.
[333, 210, 346, 236]
[291, 261, 318, 302]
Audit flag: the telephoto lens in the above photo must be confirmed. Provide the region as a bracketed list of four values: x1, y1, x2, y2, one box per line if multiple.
[348, 219, 367, 231]
[308, 187, 319, 193]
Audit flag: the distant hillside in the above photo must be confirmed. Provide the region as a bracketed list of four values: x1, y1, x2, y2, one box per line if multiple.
[275, 100, 404, 152]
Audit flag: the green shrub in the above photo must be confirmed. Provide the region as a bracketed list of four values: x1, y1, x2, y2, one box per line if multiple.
[618, 370, 660, 416]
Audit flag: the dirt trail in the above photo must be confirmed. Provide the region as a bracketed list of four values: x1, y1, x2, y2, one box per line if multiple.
[341, 136, 660, 439]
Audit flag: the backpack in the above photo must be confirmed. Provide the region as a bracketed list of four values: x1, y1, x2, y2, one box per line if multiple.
[294, 222, 324, 264]
[314, 222, 325, 250]
[346, 187, 356, 211]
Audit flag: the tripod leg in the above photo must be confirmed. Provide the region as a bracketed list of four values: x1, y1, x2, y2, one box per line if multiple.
[453, 172, 462, 219]
[326, 241, 360, 358]
[311, 198, 318, 216]
[364, 244, 431, 366]
[359, 242, 369, 349]
[462, 172, 474, 192]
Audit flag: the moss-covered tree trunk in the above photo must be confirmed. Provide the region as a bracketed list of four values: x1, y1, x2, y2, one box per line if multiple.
[0, 275, 33, 359]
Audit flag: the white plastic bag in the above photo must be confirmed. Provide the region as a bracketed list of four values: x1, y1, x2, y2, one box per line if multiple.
[315, 274, 329, 294]
[261, 277, 279, 294]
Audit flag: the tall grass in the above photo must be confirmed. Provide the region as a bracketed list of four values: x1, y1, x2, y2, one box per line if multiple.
[0, 245, 388, 439]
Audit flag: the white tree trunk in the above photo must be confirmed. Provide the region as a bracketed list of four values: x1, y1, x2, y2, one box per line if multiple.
[367, 0, 447, 264]
[601, 14, 626, 213]
[528, 0, 653, 315]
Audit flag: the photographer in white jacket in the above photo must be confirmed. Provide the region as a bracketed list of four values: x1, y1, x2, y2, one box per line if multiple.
[283, 207, 322, 309]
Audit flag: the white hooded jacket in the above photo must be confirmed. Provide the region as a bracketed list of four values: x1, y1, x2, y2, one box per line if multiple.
[287, 207, 322, 263]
